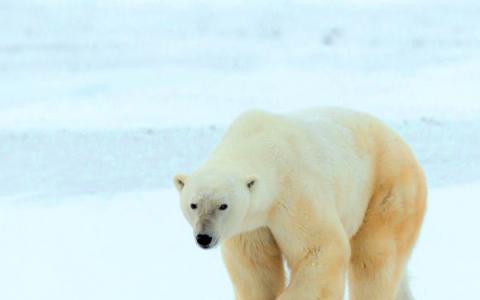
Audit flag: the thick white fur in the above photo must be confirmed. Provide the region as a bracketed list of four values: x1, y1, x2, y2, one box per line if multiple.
[175, 108, 426, 300]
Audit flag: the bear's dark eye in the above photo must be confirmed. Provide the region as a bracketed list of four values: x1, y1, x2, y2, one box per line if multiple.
[219, 204, 228, 211]
[190, 203, 197, 210]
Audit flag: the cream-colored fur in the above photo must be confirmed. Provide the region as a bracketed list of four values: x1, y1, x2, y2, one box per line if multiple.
[174, 108, 426, 300]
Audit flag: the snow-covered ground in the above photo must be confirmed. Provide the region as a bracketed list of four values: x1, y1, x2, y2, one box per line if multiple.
[0, 0, 479, 299]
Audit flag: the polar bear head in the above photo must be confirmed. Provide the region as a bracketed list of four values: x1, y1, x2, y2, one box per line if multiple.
[174, 169, 257, 249]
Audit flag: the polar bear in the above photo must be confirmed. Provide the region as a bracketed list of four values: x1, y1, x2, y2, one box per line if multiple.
[174, 108, 426, 300]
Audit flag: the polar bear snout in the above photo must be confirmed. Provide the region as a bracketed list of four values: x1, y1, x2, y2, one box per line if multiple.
[196, 234, 214, 248]
[194, 218, 219, 249]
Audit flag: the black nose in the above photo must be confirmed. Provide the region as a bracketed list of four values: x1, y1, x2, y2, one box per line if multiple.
[196, 234, 213, 247]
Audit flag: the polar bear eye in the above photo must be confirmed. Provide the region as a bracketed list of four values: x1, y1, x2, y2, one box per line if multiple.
[219, 204, 228, 211]
[190, 203, 198, 210]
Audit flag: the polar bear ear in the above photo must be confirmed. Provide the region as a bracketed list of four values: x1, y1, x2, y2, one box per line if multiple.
[246, 175, 258, 191]
[174, 174, 188, 192]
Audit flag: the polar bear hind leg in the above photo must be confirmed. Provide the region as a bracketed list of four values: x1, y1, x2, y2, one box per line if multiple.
[348, 169, 426, 300]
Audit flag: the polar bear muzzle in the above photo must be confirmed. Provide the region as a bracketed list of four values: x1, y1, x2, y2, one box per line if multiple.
[194, 216, 219, 249]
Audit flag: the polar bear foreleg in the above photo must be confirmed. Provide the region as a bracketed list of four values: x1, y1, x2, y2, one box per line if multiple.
[277, 239, 349, 300]
[222, 227, 285, 300]
[272, 204, 350, 300]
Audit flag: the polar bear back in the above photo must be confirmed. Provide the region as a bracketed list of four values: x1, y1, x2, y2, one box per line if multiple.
[204, 108, 419, 237]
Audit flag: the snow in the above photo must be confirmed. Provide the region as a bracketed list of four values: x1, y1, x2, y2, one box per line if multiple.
[0, 189, 232, 300]
[0, 0, 479, 298]
[410, 182, 480, 299]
